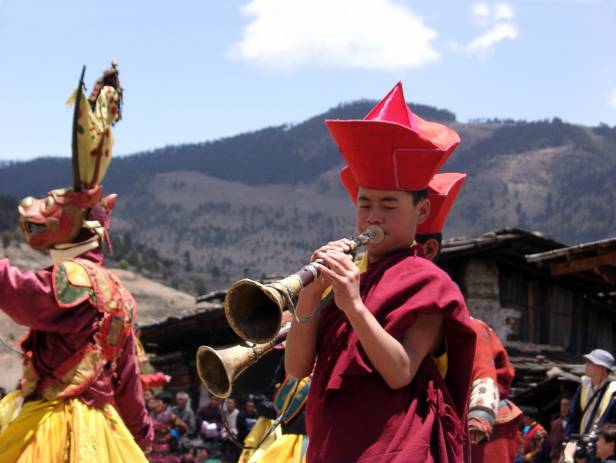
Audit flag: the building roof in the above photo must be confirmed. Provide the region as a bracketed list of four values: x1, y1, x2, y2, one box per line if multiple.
[526, 236, 616, 289]
[441, 228, 566, 259]
[139, 302, 235, 354]
[506, 341, 583, 412]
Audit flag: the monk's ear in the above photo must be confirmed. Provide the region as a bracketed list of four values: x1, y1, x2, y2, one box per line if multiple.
[423, 238, 440, 261]
[416, 198, 430, 224]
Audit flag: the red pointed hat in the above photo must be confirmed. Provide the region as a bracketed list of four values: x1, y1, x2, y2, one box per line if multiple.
[416, 172, 466, 235]
[327, 82, 460, 199]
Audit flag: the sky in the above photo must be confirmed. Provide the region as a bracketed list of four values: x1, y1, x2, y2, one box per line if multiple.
[0, 0, 615, 160]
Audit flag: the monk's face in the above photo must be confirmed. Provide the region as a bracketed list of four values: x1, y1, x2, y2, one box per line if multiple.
[356, 187, 429, 261]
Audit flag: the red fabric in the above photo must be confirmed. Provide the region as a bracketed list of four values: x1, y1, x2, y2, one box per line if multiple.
[140, 372, 170, 390]
[548, 417, 566, 463]
[471, 417, 521, 463]
[471, 319, 515, 399]
[469, 319, 520, 462]
[305, 246, 476, 463]
[0, 249, 153, 449]
[328, 82, 460, 196]
[416, 173, 466, 235]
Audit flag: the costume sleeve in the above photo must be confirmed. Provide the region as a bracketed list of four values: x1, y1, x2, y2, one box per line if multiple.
[565, 386, 582, 440]
[0, 259, 81, 332]
[112, 332, 154, 449]
[140, 372, 169, 390]
[468, 320, 499, 432]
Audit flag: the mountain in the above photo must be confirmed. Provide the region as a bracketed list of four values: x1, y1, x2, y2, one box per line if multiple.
[0, 101, 615, 288]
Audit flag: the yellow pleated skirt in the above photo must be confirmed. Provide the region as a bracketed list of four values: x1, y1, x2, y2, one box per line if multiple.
[237, 416, 306, 463]
[250, 434, 307, 463]
[0, 391, 148, 463]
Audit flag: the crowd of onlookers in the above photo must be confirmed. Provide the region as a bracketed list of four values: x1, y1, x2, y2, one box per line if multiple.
[514, 397, 616, 463]
[145, 387, 259, 463]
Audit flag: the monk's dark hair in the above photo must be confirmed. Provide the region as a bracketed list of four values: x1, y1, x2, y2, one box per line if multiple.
[415, 233, 442, 248]
[407, 188, 429, 205]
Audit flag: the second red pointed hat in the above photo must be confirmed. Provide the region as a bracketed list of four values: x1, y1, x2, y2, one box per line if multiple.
[416, 172, 466, 235]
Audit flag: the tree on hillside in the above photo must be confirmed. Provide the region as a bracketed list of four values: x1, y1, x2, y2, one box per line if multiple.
[0, 194, 18, 232]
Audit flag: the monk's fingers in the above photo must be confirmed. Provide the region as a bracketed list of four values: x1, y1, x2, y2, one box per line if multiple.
[333, 251, 358, 271]
[326, 238, 355, 253]
[311, 244, 349, 261]
[314, 259, 350, 284]
[316, 251, 352, 276]
[316, 255, 359, 289]
[324, 251, 359, 277]
[336, 238, 355, 253]
[314, 262, 339, 282]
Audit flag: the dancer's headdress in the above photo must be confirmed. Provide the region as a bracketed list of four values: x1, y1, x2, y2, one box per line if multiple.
[19, 61, 123, 251]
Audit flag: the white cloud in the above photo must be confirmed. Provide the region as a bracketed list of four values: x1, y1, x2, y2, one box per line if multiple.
[494, 3, 514, 20]
[230, 0, 440, 71]
[472, 2, 513, 24]
[467, 23, 518, 54]
[463, 2, 517, 55]
[472, 3, 490, 19]
[610, 89, 616, 109]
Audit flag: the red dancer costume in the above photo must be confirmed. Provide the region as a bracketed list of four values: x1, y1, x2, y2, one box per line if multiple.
[0, 63, 153, 462]
[467, 319, 521, 463]
[415, 173, 522, 463]
[289, 82, 476, 463]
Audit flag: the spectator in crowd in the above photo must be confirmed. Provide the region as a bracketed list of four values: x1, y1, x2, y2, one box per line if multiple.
[197, 396, 223, 446]
[236, 398, 258, 443]
[149, 392, 181, 463]
[221, 397, 241, 463]
[195, 444, 222, 463]
[548, 396, 571, 463]
[145, 389, 156, 417]
[171, 391, 197, 440]
[566, 349, 616, 440]
[180, 446, 196, 463]
[596, 424, 616, 462]
[517, 407, 548, 463]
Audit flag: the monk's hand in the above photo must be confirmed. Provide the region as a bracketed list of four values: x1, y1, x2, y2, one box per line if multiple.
[300, 239, 356, 301]
[314, 248, 362, 314]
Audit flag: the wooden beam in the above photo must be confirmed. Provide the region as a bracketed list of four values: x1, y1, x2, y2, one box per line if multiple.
[550, 251, 616, 276]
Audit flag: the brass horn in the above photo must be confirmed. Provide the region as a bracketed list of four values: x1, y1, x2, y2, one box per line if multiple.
[196, 324, 289, 398]
[224, 225, 384, 344]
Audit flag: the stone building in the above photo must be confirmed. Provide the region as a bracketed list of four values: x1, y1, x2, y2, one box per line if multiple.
[439, 228, 616, 354]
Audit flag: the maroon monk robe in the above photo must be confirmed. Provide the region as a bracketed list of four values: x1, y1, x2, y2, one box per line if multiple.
[305, 246, 476, 463]
[0, 248, 153, 448]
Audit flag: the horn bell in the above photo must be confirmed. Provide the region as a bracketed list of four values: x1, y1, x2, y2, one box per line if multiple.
[196, 340, 276, 398]
[224, 278, 287, 344]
